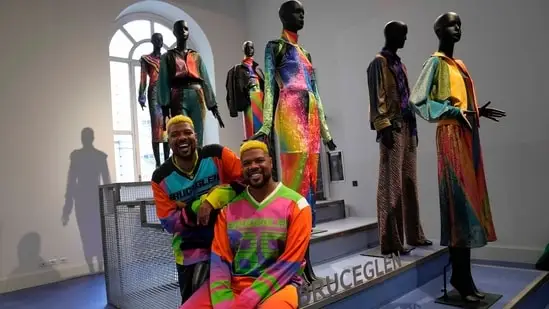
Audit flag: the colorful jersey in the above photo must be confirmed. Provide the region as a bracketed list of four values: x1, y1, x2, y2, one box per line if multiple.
[209, 183, 312, 308]
[151, 144, 242, 265]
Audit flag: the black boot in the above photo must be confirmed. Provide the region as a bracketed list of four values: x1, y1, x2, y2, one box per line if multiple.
[303, 247, 318, 283]
[449, 247, 480, 303]
[463, 248, 485, 299]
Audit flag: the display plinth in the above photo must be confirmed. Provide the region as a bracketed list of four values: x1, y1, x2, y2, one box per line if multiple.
[360, 246, 415, 258]
[435, 290, 502, 308]
[312, 228, 328, 235]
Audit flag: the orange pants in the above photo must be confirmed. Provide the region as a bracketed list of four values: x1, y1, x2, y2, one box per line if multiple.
[180, 281, 299, 309]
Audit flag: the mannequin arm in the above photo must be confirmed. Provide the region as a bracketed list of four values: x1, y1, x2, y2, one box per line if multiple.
[367, 57, 392, 130]
[197, 53, 217, 110]
[157, 54, 171, 107]
[138, 58, 147, 105]
[308, 53, 332, 143]
[210, 210, 236, 308]
[257, 41, 278, 136]
[409, 57, 461, 122]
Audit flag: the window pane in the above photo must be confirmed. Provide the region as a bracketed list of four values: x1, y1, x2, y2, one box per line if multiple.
[123, 20, 151, 43]
[109, 30, 133, 58]
[161, 47, 168, 54]
[134, 66, 168, 182]
[132, 42, 153, 60]
[153, 22, 176, 47]
[114, 134, 135, 182]
[110, 61, 132, 131]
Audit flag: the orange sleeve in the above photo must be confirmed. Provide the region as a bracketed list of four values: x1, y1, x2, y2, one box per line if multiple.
[234, 198, 312, 307]
[152, 181, 186, 234]
[209, 209, 236, 307]
[215, 147, 242, 183]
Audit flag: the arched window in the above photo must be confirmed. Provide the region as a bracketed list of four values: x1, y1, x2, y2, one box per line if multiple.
[108, 17, 196, 183]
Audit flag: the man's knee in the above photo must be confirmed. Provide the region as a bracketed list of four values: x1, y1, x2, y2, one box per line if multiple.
[259, 285, 299, 309]
[179, 282, 212, 309]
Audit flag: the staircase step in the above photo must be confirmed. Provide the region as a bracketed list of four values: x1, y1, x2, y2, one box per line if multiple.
[301, 246, 448, 308]
[381, 264, 549, 309]
[315, 199, 346, 223]
[309, 217, 378, 265]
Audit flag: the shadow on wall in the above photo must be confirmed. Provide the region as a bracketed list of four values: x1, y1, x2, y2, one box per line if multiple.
[6, 232, 61, 288]
[61, 127, 111, 274]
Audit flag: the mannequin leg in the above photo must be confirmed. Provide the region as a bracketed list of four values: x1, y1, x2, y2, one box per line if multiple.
[180, 88, 205, 146]
[152, 142, 161, 167]
[464, 247, 485, 298]
[449, 247, 479, 302]
[377, 128, 406, 255]
[163, 142, 170, 161]
[401, 123, 430, 246]
[243, 105, 254, 139]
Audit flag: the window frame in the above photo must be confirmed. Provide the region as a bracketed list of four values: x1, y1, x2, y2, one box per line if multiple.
[109, 14, 198, 182]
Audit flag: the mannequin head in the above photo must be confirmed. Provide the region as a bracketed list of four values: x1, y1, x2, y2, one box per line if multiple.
[384, 21, 408, 50]
[434, 12, 461, 43]
[151, 33, 163, 50]
[173, 20, 189, 42]
[279, 0, 304, 32]
[242, 41, 254, 57]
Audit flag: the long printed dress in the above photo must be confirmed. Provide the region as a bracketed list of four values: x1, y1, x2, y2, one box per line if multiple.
[257, 29, 333, 227]
[409, 52, 497, 248]
[138, 54, 165, 143]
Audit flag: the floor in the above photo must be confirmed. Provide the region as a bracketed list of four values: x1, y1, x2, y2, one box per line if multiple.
[0, 264, 546, 309]
[381, 264, 546, 309]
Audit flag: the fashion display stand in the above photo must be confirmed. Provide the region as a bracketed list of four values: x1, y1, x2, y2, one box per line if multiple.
[435, 259, 502, 308]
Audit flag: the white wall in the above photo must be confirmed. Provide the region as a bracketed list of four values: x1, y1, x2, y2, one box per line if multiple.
[244, 0, 549, 264]
[0, 0, 247, 293]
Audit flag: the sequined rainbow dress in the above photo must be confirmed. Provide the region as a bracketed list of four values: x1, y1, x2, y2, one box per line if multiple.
[257, 30, 333, 228]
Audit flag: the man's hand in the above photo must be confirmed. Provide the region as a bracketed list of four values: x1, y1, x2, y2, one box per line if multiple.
[197, 200, 214, 226]
[380, 127, 394, 149]
[479, 101, 506, 122]
[175, 201, 186, 209]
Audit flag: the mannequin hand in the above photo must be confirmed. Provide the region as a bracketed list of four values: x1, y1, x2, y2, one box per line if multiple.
[211, 107, 225, 128]
[197, 200, 214, 226]
[380, 127, 394, 149]
[479, 101, 506, 122]
[138, 95, 146, 108]
[326, 139, 337, 151]
[249, 131, 268, 143]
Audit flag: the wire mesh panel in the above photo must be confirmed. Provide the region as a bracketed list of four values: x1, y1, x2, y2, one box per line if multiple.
[99, 182, 181, 309]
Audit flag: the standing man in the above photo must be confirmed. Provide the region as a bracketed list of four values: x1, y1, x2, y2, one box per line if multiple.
[152, 115, 242, 304]
[367, 21, 432, 256]
[180, 140, 312, 309]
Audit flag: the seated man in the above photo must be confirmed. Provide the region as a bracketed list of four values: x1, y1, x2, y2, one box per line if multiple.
[181, 140, 312, 309]
[152, 115, 242, 304]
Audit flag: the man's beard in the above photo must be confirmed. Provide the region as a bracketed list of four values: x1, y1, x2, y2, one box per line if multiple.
[248, 170, 272, 188]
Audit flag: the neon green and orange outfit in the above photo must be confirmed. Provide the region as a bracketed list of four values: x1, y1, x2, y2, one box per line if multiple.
[180, 183, 312, 309]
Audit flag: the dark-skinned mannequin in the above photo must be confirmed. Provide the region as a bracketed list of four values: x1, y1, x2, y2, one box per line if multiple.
[367, 21, 432, 257]
[225, 41, 266, 139]
[409, 12, 506, 303]
[138, 33, 170, 167]
[251, 0, 335, 284]
[157, 20, 225, 147]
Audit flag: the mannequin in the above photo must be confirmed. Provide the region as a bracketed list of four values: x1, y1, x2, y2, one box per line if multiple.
[225, 41, 266, 139]
[252, 0, 336, 283]
[138, 33, 170, 167]
[157, 20, 225, 146]
[367, 21, 432, 256]
[409, 12, 506, 303]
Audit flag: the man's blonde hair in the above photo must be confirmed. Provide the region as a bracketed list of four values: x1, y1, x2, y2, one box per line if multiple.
[167, 115, 194, 132]
[239, 140, 269, 157]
